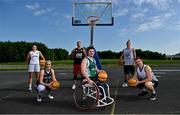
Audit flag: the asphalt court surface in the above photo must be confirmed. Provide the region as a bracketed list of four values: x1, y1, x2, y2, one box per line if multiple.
[0, 65, 180, 114]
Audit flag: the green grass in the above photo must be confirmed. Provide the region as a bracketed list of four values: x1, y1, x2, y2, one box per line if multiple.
[0, 59, 180, 70]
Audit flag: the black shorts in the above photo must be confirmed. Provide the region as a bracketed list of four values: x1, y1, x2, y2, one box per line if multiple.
[124, 65, 135, 75]
[137, 80, 159, 89]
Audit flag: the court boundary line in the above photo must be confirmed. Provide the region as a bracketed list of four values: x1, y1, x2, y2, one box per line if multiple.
[0, 92, 21, 101]
[110, 80, 119, 115]
[153, 69, 180, 72]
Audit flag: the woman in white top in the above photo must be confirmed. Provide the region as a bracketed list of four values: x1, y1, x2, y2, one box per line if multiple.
[133, 57, 158, 100]
[26, 45, 45, 92]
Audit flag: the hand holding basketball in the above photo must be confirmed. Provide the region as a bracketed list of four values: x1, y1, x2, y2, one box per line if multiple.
[128, 78, 138, 87]
[118, 59, 124, 65]
[50, 81, 60, 90]
[98, 70, 108, 82]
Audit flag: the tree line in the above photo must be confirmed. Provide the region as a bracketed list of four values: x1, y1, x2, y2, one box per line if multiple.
[0, 41, 166, 63]
[97, 49, 166, 59]
[0, 41, 68, 62]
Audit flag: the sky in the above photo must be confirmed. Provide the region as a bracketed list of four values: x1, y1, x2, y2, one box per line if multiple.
[0, 0, 180, 55]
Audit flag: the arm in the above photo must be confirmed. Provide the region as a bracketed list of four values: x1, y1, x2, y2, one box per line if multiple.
[39, 51, 45, 60]
[26, 52, 30, 64]
[81, 58, 93, 84]
[50, 69, 57, 82]
[82, 48, 87, 58]
[39, 70, 49, 87]
[70, 49, 75, 60]
[133, 48, 136, 59]
[119, 49, 124, 65]
[138, 66, 153, 84]
[119, 49, 124, 60]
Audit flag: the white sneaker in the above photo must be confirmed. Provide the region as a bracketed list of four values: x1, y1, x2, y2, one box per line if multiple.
[72, 84, 76, 90]
[28, 87, 32, 92]
[121, 83, 128, 87]
[37, 95, 42, 102]
[48, 94, 54, 99]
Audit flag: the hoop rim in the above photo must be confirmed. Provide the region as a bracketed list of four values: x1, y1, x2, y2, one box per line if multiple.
[87, 16, 99, 27]
[72, 17, 114, 26]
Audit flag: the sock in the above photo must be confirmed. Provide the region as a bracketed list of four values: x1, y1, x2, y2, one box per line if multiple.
[29, 84, 32, 88]
[152, 90, 156, 94]
[142, 88, 146, 92]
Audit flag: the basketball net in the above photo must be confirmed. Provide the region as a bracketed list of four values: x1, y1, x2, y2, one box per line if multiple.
[87, 16, 99, 28]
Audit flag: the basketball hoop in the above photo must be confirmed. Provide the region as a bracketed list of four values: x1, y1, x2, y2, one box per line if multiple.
[87, 16, 99, 28]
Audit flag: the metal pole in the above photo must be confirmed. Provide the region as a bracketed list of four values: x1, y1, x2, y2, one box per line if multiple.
[90, 26, 94, 46]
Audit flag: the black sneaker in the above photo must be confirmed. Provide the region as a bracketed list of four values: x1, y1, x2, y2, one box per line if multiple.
[150, 93, 156, 100]
[138, 91, 148, 96]
[37, 95, 42, 102]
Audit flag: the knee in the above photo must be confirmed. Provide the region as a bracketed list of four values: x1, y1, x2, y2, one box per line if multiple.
[145, 82, 153, 88]
[37, 84, 46, 93]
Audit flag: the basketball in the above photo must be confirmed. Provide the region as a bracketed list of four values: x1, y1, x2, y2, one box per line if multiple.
[39, 59, 46, 66]
[118, 59, 124, 65]
[51, 81, 60, 89]
[128, 78, 138, 87]
[98, 70, 108, 82]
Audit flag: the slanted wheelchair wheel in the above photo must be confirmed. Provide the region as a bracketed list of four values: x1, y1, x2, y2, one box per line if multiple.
[74, 80, 99, 110]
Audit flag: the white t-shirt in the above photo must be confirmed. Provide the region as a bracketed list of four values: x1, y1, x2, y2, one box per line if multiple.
[123, 48, 135, 65]
[29, 50, 40, 64]
[136, 64, 158, 81]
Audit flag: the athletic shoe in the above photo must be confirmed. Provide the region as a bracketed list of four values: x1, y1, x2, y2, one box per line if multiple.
[121, 83, 128, 87]
[72, 84, 76, 90]
[37, 95, 42, 102]
[48, 94, 54, 99]
[28, 87, 32, 92]
[150, 93, 156, 100]
[138, 91, 148, 96]
[104, 97, 113, 104]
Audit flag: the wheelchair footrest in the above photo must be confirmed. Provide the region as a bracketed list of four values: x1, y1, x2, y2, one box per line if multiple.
[96, 97, 114, 107]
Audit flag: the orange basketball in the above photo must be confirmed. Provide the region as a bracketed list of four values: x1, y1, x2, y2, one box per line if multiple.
[128, 78, 138, 87]
[39, 59, 46, 66]
[51, 81, 60, 89]
[118, 59, 124, 65]
[98, 70, 108, 82]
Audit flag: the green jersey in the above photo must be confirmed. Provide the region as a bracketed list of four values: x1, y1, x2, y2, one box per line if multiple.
[87, 57, 97, 78]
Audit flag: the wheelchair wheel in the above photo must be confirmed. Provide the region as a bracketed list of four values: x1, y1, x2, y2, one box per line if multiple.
[74, 80, 99, 110]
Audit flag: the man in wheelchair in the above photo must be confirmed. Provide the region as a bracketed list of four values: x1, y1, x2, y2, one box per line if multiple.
[81, 46, 114, 107]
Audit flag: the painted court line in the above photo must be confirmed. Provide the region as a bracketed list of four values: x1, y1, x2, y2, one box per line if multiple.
[0, 92, 21, 101]
[153, 69, 180, 72]
[153, 71, 166, 74]
[58, 72, 67, 75]
[110, 80, 119, 115]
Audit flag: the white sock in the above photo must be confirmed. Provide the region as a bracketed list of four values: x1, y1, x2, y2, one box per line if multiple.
[152, 90, 156, 94]
[29, 84, 32, 88]
[142, 88, 146, 92]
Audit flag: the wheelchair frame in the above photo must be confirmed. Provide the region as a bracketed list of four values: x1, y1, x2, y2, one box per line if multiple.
[74, 80, 114, 110]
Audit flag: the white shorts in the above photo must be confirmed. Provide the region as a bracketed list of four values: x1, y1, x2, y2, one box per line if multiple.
[28, 64, 40, 72]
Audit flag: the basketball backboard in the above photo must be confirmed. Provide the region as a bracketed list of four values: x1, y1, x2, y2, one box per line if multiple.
[72, 0, 113, 26]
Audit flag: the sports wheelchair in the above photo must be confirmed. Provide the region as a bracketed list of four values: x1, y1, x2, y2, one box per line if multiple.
[74, 79, 114, 110]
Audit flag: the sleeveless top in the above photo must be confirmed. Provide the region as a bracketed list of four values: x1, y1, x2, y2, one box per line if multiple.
[86, 57, 97, 78]
[43, 69, 52, 83]
[74, 48, 84, 64]
[29, 50, 40, 64]
[136, 64, 158, 81]
[123, 48, 134, 65]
